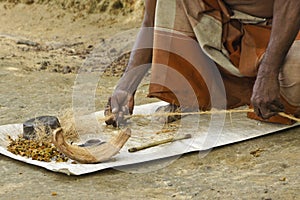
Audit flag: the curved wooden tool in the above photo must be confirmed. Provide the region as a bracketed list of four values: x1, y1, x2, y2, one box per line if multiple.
[52, 128, 131, 164]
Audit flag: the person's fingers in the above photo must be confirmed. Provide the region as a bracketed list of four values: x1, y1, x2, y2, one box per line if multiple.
[112, 120, 118, 128]
[118, 111, 124, 119]
[122, 105, 130, 115]
[114, 111, 124, 127]
[271, 99, 284, 111]
[115, 103, 130, 127]
[110, 96, 120, 114]
[261, 111, 277, 119]
[104, 97, 114, 125]
[258, 103, 278, 119]
[267, 103, 283, 113]
[252, 97, 284, 119]
[104, 97, 112, 115]
[105, 91, 133, 127]
[253, 105, 261, 117]
[255, 102, 266, 118]
[260, 99, 284, 119]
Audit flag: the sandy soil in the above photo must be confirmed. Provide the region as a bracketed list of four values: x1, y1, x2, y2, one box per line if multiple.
[0, 1, 299, 199]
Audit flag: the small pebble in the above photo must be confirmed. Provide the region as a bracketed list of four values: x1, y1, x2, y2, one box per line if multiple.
[63, 66, 72, 74]
[39, 61, 50, 70]
[279, 177, 286, 182]
[51, 192, 57, 196]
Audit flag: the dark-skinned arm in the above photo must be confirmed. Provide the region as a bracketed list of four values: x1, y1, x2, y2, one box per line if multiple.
[251, 0, 300, 119]
[105, 0, 157, 127]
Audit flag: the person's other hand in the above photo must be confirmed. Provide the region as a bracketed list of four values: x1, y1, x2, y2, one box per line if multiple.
[104, 90, 134, 127]
[251, 73, 284, 119]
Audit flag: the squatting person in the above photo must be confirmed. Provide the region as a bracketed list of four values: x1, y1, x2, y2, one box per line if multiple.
[105, 0, 300, 126]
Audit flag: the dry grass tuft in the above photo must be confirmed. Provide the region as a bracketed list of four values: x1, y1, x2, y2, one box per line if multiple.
[31, 110, 80, 143]
[57, 109, 80, 142]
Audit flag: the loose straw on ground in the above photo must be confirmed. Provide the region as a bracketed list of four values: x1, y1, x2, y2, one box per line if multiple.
[101, 109, 300, 123]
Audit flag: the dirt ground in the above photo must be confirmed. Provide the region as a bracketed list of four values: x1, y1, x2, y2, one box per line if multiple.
[0, 1, 299, 200]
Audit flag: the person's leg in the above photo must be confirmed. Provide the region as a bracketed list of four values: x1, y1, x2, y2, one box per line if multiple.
[149, 0, 256, 123]
[149, 0, 218, 123]
[279, 39, 300, 116]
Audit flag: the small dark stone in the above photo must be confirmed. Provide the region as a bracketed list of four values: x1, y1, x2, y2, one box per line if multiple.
[39, 65, 47, 70]
[62, 66, 72, 74]
[17, 39, 39, 47]
[112, 0, 123, 9]
[23, 116, 61, 139]
[24, 0, 34, 5]
[39, 61, 50, 70]
[78, 139, 105, 147]
[264, 189, 268, 194]
[110, 48, 117, 53]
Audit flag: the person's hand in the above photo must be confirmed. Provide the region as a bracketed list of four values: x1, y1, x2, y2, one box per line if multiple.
[104, 90, 134, 127]
[251, 72, 284, 119]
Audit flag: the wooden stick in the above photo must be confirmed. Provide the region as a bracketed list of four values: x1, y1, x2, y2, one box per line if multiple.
[100, 109, 253, 121]
[128, 109, 254, 118]
[278, 112, 300, 122]
[100, 109, 300, 123]
[128, 134, 192, 153]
